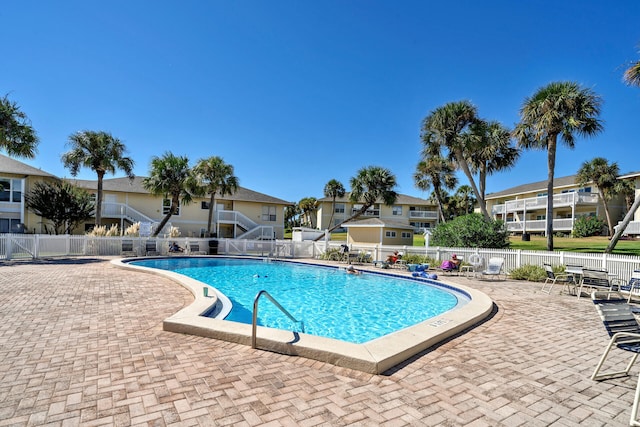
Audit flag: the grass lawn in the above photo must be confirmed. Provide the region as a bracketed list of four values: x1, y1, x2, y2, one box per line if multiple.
[285, 231, 640, 256]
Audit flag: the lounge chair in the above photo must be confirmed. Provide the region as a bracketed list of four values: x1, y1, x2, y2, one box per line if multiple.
[480, 257, 505, 280]
[591, 291, 640, 426]
[616, 270, 640, 303]
[578, 269, 615, 299]
[540, 263, 575, 295]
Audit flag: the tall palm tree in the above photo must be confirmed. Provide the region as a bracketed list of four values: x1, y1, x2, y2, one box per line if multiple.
[624, 52, 640, 87]
[421, 100, 491, 220]
[454, 185, 476, 215]
[0, 95, 39, 159]
[576, 157, 619, 236]
[298, 197, 318, 228]
[607, 48, 640, 252]
[193, 156, 239, 236]
[142, 152, 199, 237]
[466, 120, 520, 201]
[413, 155, 457, 223]
[323, 179, 346, 229]
[514, 81, 603, 251]
[61, 130, 135, 227]
[322, 166, 398, 235]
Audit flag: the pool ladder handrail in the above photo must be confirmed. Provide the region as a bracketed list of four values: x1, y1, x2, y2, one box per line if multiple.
[252, 290, 303, 348]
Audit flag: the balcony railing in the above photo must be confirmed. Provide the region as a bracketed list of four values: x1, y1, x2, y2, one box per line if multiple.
[505, 218, 575, 232]
[409, 211, 438, 220]
[492, 192, 599, 215]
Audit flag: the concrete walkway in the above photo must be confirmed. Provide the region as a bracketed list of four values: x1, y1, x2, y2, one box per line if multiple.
[0, 257, 635, 426]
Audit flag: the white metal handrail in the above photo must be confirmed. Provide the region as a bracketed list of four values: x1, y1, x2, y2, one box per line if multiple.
[252, 290, 304, 348]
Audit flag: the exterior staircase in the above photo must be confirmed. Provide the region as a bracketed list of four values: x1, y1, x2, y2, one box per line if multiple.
[216, 210, 274, 239]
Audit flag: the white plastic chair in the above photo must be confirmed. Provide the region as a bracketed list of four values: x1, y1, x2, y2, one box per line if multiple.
[481, 257, 505, 280]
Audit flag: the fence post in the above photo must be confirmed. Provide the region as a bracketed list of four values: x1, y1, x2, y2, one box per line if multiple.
[6, 235, 12, 261]
[66, 234, 71, 256]
[33, 234, 38, 259]
[516, 249, 522, 269]
[602, 252, 607, 271]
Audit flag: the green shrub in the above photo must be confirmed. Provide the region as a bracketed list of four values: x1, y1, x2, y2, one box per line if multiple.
[431, 213, 510, 249]
[571, 216, 605, 238]
[509, 264, 547, 282]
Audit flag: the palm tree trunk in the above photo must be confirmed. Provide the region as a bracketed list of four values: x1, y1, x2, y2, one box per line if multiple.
[207, 193, 215, 234]
[600, 195, 613, 236]
[328, 198, 336, 230]
[454, 148, 490, 220]
[313, 203, 373, 240]
[432, 184, 447, 223]
[606, 194, 640, 253]
[152, 195, 178, 237]
[95, 171, 105, 227]
[546, 138, 557, 251]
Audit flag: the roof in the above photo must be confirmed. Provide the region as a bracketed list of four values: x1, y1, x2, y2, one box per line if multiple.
[318, 192, 432, 205]
[341, 218, 415, 230]
[485, 175, 580, 200]
[68, 176, 293, 205]
[0, 154, 57, 178]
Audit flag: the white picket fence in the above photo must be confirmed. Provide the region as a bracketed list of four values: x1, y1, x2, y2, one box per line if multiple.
[1, 233, 639, 283]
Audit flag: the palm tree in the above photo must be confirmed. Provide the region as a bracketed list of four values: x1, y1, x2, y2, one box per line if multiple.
[576, 157, 619, 236]
[61, 130, 135, 227]
[193, 156, 239, 236]
[322, 166, 398, 235]
[454, 185, 476, 215]
[414, 155, 457, 223]
[142, 152, 199, 237]
[0, 94, 39, 158]
[298, 197, 318, 228]
[421, 100, 491, 220]
[624, 50, 640, 87]
[323, 179, 346, 229]
[607, 48, 640, 251]
[466, 120, 520, 201]
[514, 81, 603, 251]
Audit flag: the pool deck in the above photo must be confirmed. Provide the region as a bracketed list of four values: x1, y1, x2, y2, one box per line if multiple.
[0, 256, 635, 426]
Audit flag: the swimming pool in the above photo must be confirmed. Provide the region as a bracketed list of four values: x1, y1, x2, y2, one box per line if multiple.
[113, 256, 494, 374]
[129, 257, 466, 344]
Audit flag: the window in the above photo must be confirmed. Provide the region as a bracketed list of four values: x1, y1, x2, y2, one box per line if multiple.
[385, 231, 396, 238]
[334, 203, 345, 214]
[0, 218, 21, 233]
[536, 215, 546, 220]
[401, 232, 411, 238]
[201, 201, 210, 210]
[392, 206, 402, 216]
[0, 178, 24, 203]
[352, 204, 379, 216]
[262, 205, 276, 221]
[537, 192, 548, 197]
[578, 187, 592, 193]
[163, 199, 179, 215]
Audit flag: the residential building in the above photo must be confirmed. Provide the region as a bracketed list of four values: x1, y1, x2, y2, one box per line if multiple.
[315, 193, 438, 233]
[70, 177, 293, 238]
[485, 174, 626, 236]
[0, 155, 58, 233]
[0, 154, 293, 238]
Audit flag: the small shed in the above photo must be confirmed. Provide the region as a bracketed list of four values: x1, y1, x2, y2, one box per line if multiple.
[341, 218, 414, 245]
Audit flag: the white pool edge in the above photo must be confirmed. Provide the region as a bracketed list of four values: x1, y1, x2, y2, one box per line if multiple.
[111, 257, 494, 374]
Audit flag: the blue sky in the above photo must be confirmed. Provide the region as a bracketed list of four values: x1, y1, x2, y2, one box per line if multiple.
[2, 1, 640, 204]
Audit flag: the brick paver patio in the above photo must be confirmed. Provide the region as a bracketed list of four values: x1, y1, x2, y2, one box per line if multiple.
[0, 257, 636, 426]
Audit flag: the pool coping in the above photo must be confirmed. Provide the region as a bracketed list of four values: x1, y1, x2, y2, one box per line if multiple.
[111, 256, 494, 374]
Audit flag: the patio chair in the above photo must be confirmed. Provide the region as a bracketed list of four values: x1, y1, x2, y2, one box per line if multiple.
[145, 240, 159, 256]
[591, 291, 640, 426]
[187, 242, 207, 255]
[461, 253, 484, 278]
[578, 269, 615, 299]
[121, 240, 137, 257]
[540, 263, 575, 295]
[616, 270, 640, 303]
[480, 257, 505, 280]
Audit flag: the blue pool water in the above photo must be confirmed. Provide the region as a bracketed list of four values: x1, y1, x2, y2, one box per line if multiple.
[130, 257, 466, 344]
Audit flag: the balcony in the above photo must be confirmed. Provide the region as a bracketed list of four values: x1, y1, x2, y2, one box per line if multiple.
[409, 211, 438, 220]
[505, 218, 575, 233]
[492, 192, 599, 215]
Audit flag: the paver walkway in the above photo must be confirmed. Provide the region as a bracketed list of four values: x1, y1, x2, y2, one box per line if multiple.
[0, 257, 636, 426]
